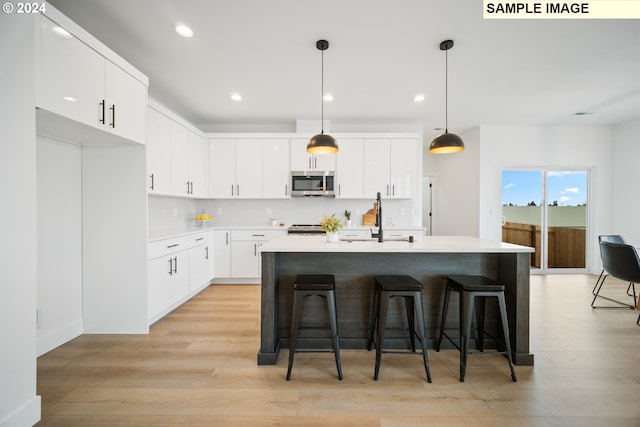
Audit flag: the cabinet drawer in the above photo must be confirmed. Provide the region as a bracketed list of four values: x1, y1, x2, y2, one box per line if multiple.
[148, 236, 190, 259]
[338, 229, 369, 239]
[231, 229, 285, 241]
[187, 231, 213, 247]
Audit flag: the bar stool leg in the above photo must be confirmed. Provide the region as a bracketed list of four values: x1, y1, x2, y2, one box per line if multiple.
[435, 284, 452, 351]
[405, 296, 416, 352]
[286, 291, 303, 381]
[459, 291, 474, 382]
[374, 292, 390, 381]
[412, 293, 432, 383]
[475, 297, 486, 352]
[326, 291, 343, 380]
[497, 293, 517, 382]
[367, 286, 380, 351]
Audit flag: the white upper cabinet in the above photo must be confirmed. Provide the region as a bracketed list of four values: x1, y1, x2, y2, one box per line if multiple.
[146, 107, 171, 194]
[188, 131, 208, 198]
[389, 138, 418, 199]
[170, 122, 190, 196]
[262, 139, 290, 198]
[363, 138, 417, 199]
[40, 16, 105, 129]
[104, 61, 147, 144]
[208, 139, 262, 198]
[290, 139, 336, 172]
[336, 138, 364, 198]
[148, 103, 207, 198]
[363, 139, 392, 198]
[39, 16, 147, 145]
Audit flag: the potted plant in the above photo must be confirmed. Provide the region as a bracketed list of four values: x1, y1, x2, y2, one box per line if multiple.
[319, 213, 343, 243]
[344, 210, 352, 227]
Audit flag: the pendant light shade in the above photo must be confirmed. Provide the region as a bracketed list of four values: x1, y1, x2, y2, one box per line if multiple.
[307, 39, 338, 154]
[429, 39, 464, 154]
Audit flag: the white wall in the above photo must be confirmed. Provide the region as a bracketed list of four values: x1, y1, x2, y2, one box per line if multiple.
[612, 117, 640, 245]
[36, 136, 83, 356]
[477, 125, 613, 273]
[431, 127, 481, 236]
[0, 13, 41, 427]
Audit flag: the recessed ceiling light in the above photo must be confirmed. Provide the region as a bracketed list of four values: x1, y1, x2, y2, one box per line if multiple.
[52, 26, 72, 38]
[323, 94, 334, 102]
[414, 94, 425, 102]
[175, 24, 193, 38]
[231, 93, 242, 101]
[63, 96, 77, 102]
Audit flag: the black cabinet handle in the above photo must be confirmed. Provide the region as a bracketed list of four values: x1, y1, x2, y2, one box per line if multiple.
[150, 173, 154, 190]
[109, 104, 115, 128]
[231, 185, 234, 196]
[167, 244, 179, 248]
[173, 256, 178, 274]
[168, 258, 173, 276]
[196, 237, 205, 241]
[205, 246, 209, 260]
[99, 100, 105, 124]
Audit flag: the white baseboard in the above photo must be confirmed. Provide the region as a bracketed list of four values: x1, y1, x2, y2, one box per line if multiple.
[0, 395, 41, 427]
[36, 319, 83, 357]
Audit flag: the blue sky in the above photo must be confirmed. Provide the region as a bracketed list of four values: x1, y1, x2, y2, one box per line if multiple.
[502, 170, 587, 206]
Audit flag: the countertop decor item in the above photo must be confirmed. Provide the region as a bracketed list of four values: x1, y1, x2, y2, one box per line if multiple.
[195, 210, 211, 226]
[307, 39, 339, 154]
[429, 40, 465, 154]
[320, 213, 343, 242]
[344, 210, 352, 227]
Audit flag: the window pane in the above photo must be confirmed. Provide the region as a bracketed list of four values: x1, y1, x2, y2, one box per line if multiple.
[502, 171, 542, 269]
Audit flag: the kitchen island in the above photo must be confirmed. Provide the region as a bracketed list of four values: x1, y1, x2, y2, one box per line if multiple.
[258, 235, 535, 366]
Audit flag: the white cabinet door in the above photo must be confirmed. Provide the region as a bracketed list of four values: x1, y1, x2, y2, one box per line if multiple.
[188, 131, 207, 197]
[263, 139, 290, 198]
[189, 243, 212, 293]
[208, 139, 236, 198]
[168, 252, 189, 305]
[147, 107, 172, 194]
[170, 122, 190, 196]
[290, 139, 313, 171]
[336, 138, 364, 198]
[363, 139, 391, 198]
[40, 17, 105, 129]
[213, 229, 231, 277]
[148, 256, 173, 321]
[235, 139, 262, 198]
[290, 139, 335, 171]
[390, 139, 418, 199]
[231, 241, 260, 278]
[104, 61, 147, 144]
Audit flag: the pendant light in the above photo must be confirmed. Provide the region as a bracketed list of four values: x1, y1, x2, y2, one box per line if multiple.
[429, 39, 465, 154]
[307, 39, 338, 154]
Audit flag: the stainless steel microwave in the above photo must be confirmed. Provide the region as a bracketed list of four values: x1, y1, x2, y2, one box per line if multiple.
[290, 171, 335, 197]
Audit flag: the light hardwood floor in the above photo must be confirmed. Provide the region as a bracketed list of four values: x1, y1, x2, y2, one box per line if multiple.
[37, 275, 640, 426]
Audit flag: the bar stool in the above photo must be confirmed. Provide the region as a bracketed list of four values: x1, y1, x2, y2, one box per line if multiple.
[435, 274, 517, 382]
[286, 274, 343, 381]
[367, 275, 432, 382]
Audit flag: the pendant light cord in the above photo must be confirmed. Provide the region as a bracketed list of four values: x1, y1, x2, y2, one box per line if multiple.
[444, 46, 448, 133]
[321, 47, 325, 134]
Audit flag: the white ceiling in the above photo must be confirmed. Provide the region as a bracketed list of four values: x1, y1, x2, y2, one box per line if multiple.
[48, 0, 640, 139]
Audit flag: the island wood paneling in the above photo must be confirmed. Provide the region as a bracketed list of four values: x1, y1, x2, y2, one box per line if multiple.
[259, 251, 533, 365]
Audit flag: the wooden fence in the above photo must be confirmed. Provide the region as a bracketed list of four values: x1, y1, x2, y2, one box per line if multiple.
[502, 222, 585, 268]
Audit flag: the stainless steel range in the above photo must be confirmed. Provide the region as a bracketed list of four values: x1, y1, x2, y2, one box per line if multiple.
[287, 224, 325, 235]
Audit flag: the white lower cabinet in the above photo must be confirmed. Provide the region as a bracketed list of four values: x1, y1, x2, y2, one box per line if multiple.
[147, 231, 214, 324]
[213, 229, 231, 278]
[213, 229, 286, 280]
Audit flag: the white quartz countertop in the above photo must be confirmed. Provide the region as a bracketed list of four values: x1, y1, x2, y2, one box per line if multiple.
[259, 234, 534, 253]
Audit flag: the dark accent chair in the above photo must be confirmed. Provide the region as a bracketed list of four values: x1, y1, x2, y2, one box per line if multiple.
[591, 240, 639, 315]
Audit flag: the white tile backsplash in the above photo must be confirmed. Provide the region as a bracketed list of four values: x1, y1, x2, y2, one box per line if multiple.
[149, 195, 419, 231]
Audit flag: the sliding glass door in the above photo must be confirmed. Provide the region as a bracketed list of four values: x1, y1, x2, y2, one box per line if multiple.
[502, 169, 588, 273]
